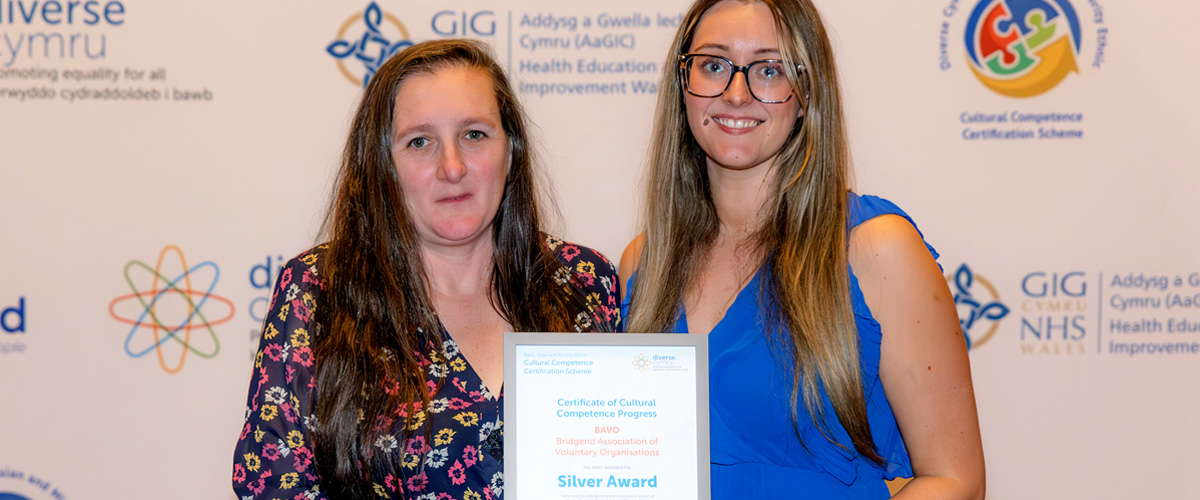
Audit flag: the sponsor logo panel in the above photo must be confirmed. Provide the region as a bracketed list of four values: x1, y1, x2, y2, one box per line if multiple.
[951, 263, 1200, 357]
[937, 0, 1108, 141]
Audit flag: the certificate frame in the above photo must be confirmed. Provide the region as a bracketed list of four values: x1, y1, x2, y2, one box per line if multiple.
[503, 332, 710, 500]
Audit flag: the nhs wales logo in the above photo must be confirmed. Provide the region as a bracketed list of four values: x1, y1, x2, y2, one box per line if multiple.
[327, 2, 414, 87]
[950, 263, 1010, 350]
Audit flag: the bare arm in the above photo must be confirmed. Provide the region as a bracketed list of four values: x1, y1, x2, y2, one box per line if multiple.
[850, 215, 985, 500]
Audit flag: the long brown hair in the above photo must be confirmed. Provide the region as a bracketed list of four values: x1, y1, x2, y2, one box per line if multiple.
[312, 39, 601, 498]
[625, 0, 883, 464]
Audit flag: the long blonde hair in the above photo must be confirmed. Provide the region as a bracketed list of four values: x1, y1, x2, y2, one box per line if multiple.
[625, 0, 882, 464]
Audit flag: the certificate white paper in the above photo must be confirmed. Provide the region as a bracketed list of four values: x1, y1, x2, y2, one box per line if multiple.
[504, 333, 709, 500]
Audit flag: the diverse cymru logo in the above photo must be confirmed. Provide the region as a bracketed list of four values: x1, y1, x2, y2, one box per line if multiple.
[0, 0, 124, 67]
[327, 2, 414, 87]
[949, 264, 1010, 350]
[108, 245, 234, 373]
[964, 0, 1082, 97]
[2, 296, 25, 334]
[1, 295, 27, 355]
[248, 254, 288, 324]
[631, 353, 650, 373]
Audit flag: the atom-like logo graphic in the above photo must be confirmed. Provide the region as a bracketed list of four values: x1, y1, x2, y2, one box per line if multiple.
[108, 245, 234, 373]
[631, 353, 651, 373]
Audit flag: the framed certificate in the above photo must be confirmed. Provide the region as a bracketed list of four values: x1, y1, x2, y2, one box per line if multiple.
[503, 333, 710, 500]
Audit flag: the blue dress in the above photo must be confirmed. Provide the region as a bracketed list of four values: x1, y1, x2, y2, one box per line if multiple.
[623, 194, 937, 499]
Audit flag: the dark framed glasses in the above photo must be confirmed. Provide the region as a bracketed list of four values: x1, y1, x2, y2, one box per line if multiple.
[679, 53, 804, 104]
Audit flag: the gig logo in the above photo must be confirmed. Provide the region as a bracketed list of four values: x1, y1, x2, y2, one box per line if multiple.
[1019, 271, 1088, 354]
[964, 0, 1082, 97]
[108, 245, 234, 373]
[326, 2, 413, 87]
[949, 263, 1010, 350]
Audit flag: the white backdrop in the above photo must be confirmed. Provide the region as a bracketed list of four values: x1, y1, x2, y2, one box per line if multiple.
[2, 0, 1197, 498]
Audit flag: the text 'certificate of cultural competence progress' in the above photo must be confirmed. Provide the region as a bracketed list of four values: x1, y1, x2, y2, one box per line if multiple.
[504, 333, 710, 500]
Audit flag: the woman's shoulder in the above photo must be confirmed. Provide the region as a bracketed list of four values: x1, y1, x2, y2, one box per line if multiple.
[848, 192, 912, 229]
[543, 234, 622, 330]
[543, 234, 618, 280]
[847, 192, 939, 263]
[274, 244, 329, 294]
[261, 245, 330, 329]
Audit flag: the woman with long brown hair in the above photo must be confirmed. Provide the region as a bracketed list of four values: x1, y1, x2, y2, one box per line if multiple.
[620, 0, 984, 498]
[233, 39, 619, 499]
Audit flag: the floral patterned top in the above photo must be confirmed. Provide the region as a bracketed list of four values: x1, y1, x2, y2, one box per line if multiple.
[232, 236, 621, 500]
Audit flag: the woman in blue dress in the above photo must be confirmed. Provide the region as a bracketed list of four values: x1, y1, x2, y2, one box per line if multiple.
[619, 0, 985, 498]
[233, 39, 621, 499]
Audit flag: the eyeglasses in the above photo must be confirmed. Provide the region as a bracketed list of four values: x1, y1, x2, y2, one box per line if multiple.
[679, 53, 804, 104]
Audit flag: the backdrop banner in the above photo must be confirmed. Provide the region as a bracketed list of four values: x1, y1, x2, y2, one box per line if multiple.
[1, 1, 1196, 498]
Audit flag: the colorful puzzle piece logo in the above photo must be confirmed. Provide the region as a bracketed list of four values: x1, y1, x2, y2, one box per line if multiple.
[964, 0, 1082, 97]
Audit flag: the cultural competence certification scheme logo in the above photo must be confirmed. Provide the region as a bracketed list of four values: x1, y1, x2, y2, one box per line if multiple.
[0, 467, 68, 500]
[938, 0, 1109, 141]
[963, 0, 1082, 98]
